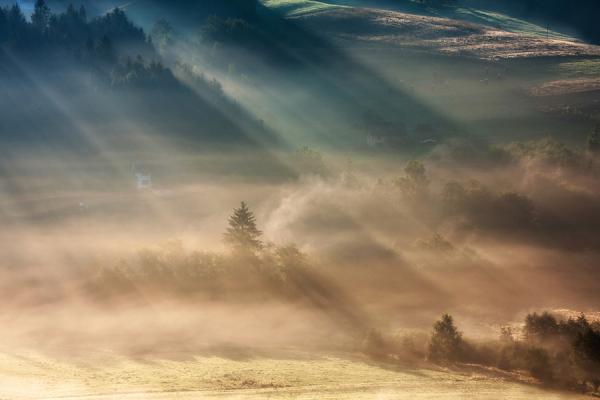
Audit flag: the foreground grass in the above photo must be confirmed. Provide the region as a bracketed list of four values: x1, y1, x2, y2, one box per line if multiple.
[0, 350, 588, 399]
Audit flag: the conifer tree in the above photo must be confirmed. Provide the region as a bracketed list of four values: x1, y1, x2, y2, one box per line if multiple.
[224, 202, 263, 251]
[31, 0, 51, 31]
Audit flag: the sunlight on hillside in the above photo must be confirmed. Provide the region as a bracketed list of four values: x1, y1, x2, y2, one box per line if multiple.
[1, 0, 600, 398]
[262, 0, 344, 16]
[454, 8, 573, 41]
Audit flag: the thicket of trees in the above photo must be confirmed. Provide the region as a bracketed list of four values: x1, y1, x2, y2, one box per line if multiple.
[0, 1, 171, 92]
[92, 202, 308, 301]
[363, 312, 599, 394]
[88, 197, 600, 394]
[0, 1, 151, 59]
[418, 312, 600, 392]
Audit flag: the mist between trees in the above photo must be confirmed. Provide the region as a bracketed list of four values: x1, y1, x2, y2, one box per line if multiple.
[70, 200, 600, 395]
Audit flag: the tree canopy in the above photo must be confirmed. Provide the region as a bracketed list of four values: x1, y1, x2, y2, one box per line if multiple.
[0, 2, 151, 59]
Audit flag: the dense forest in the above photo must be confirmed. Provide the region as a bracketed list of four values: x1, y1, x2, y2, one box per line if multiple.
[0, 2, 149, 56]
[0, 1, 276, 150]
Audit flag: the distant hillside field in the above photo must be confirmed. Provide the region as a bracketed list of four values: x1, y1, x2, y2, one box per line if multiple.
[263, 0, 600, 60]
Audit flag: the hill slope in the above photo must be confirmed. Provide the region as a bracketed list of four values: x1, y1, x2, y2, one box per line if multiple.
[266, 0, 600, 59]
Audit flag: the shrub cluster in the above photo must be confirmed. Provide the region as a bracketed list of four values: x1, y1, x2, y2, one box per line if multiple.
[423, 312, 600, 393]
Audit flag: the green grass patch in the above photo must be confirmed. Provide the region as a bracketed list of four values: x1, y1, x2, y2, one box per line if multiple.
[453, 8, 573, 41]
[556, 59, 600, 78]
[261, 0, 345, 17]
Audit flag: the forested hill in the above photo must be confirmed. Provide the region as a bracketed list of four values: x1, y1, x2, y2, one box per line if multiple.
[0, 2, 276, 151]
[0, 4, 151, 59]
[0, 0, 260, 27]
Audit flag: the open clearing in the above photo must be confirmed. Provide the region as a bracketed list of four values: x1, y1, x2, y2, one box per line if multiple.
[530, 78, 600, 96]
[264, 0, 600, 60]
[0, 351, 589, 400]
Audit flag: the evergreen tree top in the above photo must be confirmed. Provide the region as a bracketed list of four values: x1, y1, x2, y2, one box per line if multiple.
[224, 201, 263, 251]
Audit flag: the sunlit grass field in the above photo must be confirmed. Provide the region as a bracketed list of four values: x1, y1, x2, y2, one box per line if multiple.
[452, 8, 572, 41]
[262, 0, 344, 17]
[0, 351, 588, 399]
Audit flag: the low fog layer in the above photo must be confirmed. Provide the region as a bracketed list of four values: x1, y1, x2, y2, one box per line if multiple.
[2, 142, 600, 355]
[1, 3, 600, 397]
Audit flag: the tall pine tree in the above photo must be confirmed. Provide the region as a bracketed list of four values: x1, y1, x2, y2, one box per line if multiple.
[31, 0, 50, 32]
[223, 202, 263, 251]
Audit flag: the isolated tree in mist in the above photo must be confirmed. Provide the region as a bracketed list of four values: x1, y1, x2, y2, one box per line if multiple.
[31, 0, 50, 31]
[224, 202, 263, 251]
[429, 314, 463, 362]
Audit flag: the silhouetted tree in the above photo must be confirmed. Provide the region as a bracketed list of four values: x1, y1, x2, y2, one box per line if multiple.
[91, 8, 147, 48]
[46, 3, 90, 49]
[0, 7, 7, 42]
[429, 314, 463, 362]
[6, 4, 28, 47]
[224, 202, 263, 251]
[78, 5, 87, 22]
[31, 0, 51, 32]
[524, 312, 559, 342]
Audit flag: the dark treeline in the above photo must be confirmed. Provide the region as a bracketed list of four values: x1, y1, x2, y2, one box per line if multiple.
[428, 312, 600, 392]
[366, 312, 600, 394]
[0, 1, 152, 60]
[0, 1, 176, 111]
[0, 1, 279, 150]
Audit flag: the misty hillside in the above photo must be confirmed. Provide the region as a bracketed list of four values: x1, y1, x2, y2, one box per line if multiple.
[0, 2, 277, 153]
[2, 1, 600, 399]
[4, 0, 600, 152]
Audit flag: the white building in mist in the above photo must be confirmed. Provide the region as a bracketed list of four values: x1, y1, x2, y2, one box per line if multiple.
[135, 172, 152, 190]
